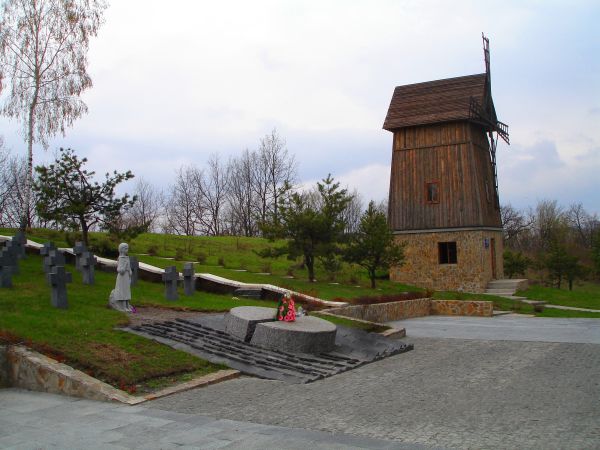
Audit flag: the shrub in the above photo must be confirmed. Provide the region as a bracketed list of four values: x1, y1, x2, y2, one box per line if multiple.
[174, 248, 185, 261]
[218, 256, 225, 267]
[261, 262, 271, 273]
[196, 252, 207, 264]
[89, 236, 119, 258]
[504, 250, 531, 278]
[147, 245, 158, 256]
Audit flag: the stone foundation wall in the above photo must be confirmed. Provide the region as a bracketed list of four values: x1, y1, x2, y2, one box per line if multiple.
[431, 300, 493, 317]
[328, 299, 493, 322]
[0, 345, 8, 387]
[391, 229, 504, 293]
[328, 299, 431, 323]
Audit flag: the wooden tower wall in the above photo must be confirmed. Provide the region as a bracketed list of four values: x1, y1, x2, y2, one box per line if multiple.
[388, 121, 502, 231]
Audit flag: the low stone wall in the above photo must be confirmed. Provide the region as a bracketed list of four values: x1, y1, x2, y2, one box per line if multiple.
[6, 345, 133, 402]
[328, 298, 431, 323]
[431, 300, 493, 317]
[0, 345, 8, 387]
[328, 298, 493, 322]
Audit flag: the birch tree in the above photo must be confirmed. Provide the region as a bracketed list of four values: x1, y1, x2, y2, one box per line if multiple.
[0, 0, 107, 229]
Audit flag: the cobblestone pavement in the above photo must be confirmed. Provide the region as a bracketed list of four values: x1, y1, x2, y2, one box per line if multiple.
[150, 337, 600, 449]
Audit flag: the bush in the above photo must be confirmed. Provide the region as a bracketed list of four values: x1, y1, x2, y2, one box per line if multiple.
[174, 248, 185, 261]
[218, 256, 225, 267]
[90, 238, 119, 258]
[196, 252, 207, 264]
[504, 250, 531, 278]
[147, 245, 158, 256]
[261, 262, 271, 273]
[64, 231, 82, 247]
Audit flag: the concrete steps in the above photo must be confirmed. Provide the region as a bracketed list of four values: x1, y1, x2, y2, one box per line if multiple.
[485, 279, 528, 297]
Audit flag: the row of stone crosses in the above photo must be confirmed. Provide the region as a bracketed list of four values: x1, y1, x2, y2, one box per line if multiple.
[0, 234, 198, 310]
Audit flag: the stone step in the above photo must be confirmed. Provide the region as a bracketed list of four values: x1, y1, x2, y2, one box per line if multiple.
[485, 288, 518, 295]
[130, 319, 395, 384]
[233, 288, 263, 299]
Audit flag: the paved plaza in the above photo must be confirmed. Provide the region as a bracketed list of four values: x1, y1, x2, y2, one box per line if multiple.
[1, 315, 600, 449]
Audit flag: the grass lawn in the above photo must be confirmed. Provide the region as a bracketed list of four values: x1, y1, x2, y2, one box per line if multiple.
[516, 282, 600, 310]
[0, 254, 273, 391]
[1, 228, 423, 301]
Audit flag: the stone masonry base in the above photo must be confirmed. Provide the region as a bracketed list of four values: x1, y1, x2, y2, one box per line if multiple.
[0, 345, 239, 403]
[328, 298, 493, 323]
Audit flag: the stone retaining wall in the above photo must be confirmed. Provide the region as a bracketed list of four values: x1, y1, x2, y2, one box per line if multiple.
[0, 345, 8, 387]
[328, 298, 493, 322]
[431, 300, 493, 317]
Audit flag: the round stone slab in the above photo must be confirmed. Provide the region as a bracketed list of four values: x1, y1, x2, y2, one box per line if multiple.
[251, 315, 337, 354]
[225, 306, 277, 342]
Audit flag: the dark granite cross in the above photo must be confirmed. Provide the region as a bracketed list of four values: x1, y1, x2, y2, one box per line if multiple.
[162, 266, 179, 301]
[129, 256, 139, 286]
[73, 241, 87, 270]
[182, 262, 195, 296]
[80, 251, 97, 285]
[40, 242, 57, 271]
[12, 231, 27, 259]
[0, 249, 14, 288]
[44, 249, 66, 276]
[47, 265, 72, 309]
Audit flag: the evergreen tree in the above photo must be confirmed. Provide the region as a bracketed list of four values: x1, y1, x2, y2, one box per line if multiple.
[345, 201, 405, 288]
[34, 148, 134, 246]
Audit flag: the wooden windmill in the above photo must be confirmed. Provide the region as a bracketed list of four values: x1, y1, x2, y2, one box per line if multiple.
[382, 34, 509, 293]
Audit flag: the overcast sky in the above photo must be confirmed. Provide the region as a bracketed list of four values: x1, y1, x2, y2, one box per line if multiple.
[1, 0, 599, 214]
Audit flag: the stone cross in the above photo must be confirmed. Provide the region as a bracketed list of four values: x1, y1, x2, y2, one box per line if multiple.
[162, 266, 179, 301]
[182, 262, 195, 296]
[47, 265, 72, 309]
[129, 256, 139, 286]
[40, 242, 57, 270]
[80, 251, 97, 285]
[0, 249, 14, 288]
[12, 231, 27, 259]
[44, 249, 66, 276]
[2, 241, 19, 275]
[73, 241, 87, 270]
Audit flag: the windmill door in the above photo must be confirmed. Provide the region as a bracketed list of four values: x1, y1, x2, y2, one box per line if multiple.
[490, 238, 497, 279]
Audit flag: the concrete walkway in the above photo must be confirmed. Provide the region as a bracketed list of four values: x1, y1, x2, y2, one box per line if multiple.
[0, 388, 428, 450]
[387, 315, 600, 344]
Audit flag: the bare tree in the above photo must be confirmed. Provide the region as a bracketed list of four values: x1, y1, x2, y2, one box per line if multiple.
[227, 149, 258, 236]
[165, 166, 200, 236]
[0, 0, 107, 229]
[0, 143, 37, 227]
[254, 129, 297, 224]
[500, 203, 534, 249]
[125, 178, 164, 232]
[197, 154, 230, 236]
[533, 199, 567, 251]
[566, 203, 599, 249]
[341, 189, 363, 234]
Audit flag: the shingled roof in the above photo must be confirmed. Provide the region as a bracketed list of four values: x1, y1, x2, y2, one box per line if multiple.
[383, 73, 491, 131]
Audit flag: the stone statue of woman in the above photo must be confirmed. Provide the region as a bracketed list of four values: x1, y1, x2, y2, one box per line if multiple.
[108, 243, 134, 312]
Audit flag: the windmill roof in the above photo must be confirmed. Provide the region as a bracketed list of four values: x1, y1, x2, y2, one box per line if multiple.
[383, 73, 489, 131]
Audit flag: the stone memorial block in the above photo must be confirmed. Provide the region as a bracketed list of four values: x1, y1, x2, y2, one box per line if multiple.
[182, 262, 195, 296]
[129, 256, 139, 286]
[47, 265, 72, 309]
[0, 249, 14, 288]
[73, 241, 87, 270]
[12, 231, 27, 259]
[162, 266, 179, 301]
[80, 251, 97, 285]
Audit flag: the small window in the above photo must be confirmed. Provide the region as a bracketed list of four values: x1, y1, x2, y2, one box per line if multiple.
[438, 242, 457, 264]
[426, 182, 439, 203]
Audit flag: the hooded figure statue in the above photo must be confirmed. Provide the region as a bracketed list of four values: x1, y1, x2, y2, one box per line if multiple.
[108, 243, 134, 312]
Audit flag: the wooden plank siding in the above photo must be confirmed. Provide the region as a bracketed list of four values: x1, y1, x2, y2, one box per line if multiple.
[388, 121, 502, 231]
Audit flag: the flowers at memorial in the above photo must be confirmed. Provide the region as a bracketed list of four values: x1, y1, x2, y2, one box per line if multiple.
[276, 293, 296, 322]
